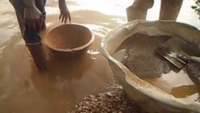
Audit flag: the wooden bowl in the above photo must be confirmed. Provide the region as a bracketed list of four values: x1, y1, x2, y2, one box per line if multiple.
[44, 24, 94, 57]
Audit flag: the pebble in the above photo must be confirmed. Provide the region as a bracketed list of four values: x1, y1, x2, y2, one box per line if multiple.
[68, 86, 146, 113]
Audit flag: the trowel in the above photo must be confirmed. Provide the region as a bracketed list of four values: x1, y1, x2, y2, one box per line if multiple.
[156, 47, 200, 88]
[156, 46, 200, 69]
[155, 47, 187, 70]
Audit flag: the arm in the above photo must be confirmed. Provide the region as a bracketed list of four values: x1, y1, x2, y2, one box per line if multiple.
[190, 56, 200, 63]
[23, 0, 43, 32]
[23, 0, 36, 8]
[58, 0, 71, 23]
[178, 54, 200, 63]
[59, 0, 67, 12]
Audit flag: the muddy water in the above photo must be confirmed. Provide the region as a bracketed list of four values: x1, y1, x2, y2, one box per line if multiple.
[0, 0, 130, 112]
[0, 34, 115, 113]
[0, 1, 125, 113]
[114, 33, 199, 101]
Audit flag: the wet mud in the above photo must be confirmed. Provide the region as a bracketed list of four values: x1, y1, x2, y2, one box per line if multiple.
[114, 33, 200, 101]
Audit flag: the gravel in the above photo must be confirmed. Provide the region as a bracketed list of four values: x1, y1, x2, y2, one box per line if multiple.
[68, 86, 146, 113]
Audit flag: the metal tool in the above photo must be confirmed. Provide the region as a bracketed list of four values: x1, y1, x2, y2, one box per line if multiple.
[155, 47, 187, 70]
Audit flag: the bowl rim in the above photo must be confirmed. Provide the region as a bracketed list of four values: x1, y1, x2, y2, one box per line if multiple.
[44, 24, 95, 52]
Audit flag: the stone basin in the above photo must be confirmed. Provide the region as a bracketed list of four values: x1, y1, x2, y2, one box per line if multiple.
[101, 20, 200, 113]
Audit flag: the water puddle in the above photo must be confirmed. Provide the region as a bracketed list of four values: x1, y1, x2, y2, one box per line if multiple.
[0, 0, 125, 112]
[0, 33, 114, 113]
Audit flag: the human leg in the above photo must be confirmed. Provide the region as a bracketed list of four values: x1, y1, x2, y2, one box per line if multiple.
[160, 0, 183, 20]
[25, 38, 47, 71]
[127, 0, 154, 21]
[10, 0, 47, 71]
[24, 0, 47, 71]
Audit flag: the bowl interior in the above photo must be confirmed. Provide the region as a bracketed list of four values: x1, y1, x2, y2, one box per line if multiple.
[45, 24, 92, 51]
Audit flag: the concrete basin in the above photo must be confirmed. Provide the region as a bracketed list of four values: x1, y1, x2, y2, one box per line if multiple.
[101, 20, 200, 113]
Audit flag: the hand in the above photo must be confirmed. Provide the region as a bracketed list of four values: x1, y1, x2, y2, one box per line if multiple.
[185, 61, 200, 84]
[59, 7, 71, 23]
[58, 0, 71, 23]
[178, 54, 200, 85]
[24, 7, 44, 32]
[178, 54, 200, 63]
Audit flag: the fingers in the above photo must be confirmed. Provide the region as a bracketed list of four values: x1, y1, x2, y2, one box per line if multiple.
[61, 15, 65, 23]
[31, 19, 40, 32]
[59, 14, 62, 20]
[177, 54, 190, 61]
[68, 13, 71, 23]
[35, 19, 40, 31]
[59, 13, 71, 23]
[64, 16, 67, 23]
[25, 19, 35, 32]
[40, 15, 46, 30]
[25, 16, 44, 32]
[59, 14, 65, 23]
